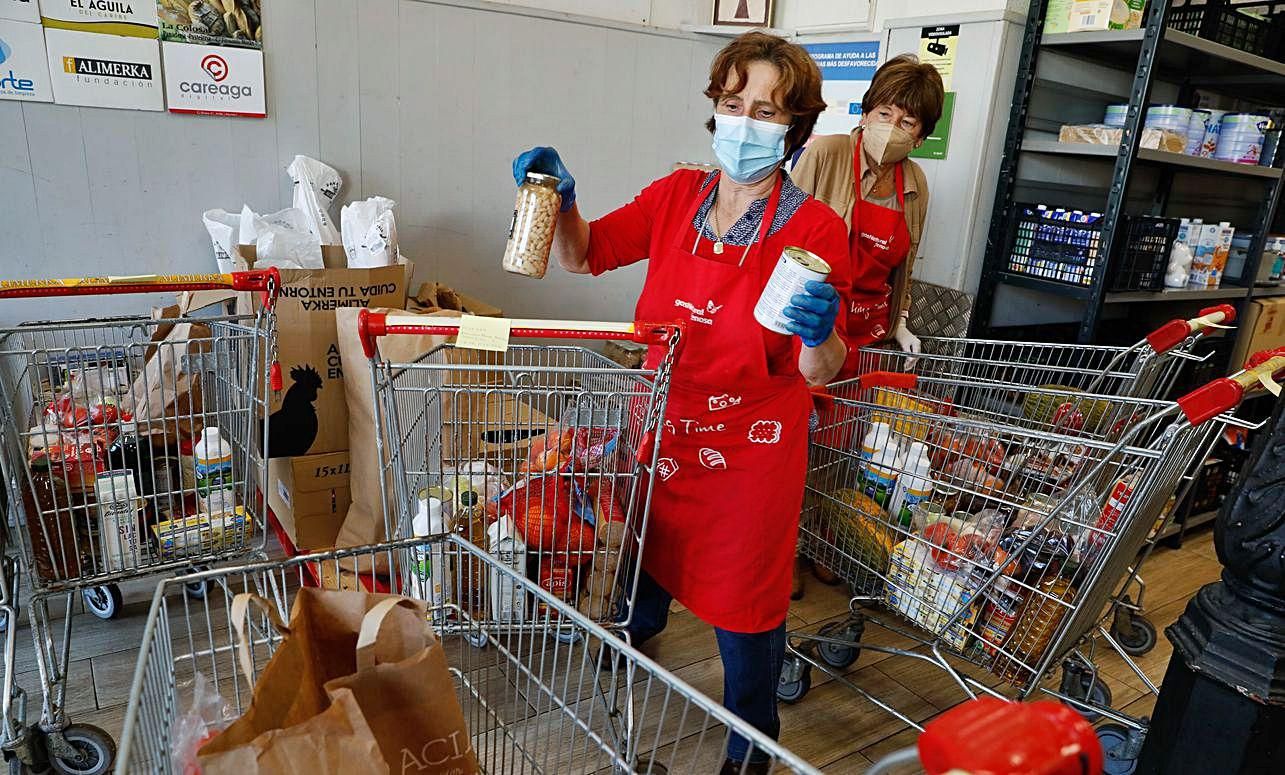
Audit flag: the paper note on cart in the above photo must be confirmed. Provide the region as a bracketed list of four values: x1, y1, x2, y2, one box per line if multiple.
[456, 314, 512, 352]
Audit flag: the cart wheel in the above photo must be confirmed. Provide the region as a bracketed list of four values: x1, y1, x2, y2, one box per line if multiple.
[465, 629, 489, 649]
[776, 655, 811, 704]
[1112, 613, 1158, 657]
[81, 586, 122, 621]
[1097, 724, 1139, 775]
[48, 724, 115, 775]
[628, 757, 668, 774]
[1060, 663, 1112, 722]
[816, 618, 864, 670]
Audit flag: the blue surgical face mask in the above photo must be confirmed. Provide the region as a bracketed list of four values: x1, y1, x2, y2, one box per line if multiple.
[711, 113, 789, 184]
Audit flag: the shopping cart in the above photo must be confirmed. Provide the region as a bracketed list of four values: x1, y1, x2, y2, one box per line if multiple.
[856, 305, 1235, 400]
[115, 535, 821, 774]
[357, 312, 682, 634]
[0, 271, 279, 774]
[783, 350, 1281, 772]
[850, 306, 1237, 659]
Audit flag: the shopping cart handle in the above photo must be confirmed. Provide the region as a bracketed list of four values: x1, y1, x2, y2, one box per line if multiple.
[916, 697, 1101, 775]
[1178, 351, 1285, 425]
[357, 310, 684, 359]
[1145, 304, 1237, 355]
[0, 269, 281, 308]
[857, 371, 919, 392]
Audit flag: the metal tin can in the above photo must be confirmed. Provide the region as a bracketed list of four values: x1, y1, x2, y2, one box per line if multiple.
[753, 246, 831, 335]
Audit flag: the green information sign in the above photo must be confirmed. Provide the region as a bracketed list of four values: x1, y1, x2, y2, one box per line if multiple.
[910, 92, 955, 161]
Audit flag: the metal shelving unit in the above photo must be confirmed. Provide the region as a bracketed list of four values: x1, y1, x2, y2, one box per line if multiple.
[972, 0, 1285, 344]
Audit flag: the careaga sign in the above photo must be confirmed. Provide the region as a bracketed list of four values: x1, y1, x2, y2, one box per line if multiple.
[162, 40, 265, 118]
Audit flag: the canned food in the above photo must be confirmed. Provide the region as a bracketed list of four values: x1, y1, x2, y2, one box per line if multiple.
[1184, 109, 1212, 156]
[753, 246, 831, 336]
[502, 172, 561, 279]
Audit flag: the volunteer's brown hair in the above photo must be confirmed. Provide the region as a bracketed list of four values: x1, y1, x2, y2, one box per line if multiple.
[704, 31, 827, 157]
[862, 54, 946, 137]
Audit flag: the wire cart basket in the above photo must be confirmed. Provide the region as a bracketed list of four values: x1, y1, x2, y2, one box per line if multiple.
[115, 535, 821, 774]
[0, 271, 279, 774]
[357, 312, 682, 634]
[783, 350, 1280, 772]
[852, 307, 1237, 655]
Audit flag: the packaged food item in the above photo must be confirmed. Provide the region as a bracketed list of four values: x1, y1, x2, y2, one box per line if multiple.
[452, 488, 489, 617]
[976, 582, 1024, 657]
[823, 489, 897, 570]
[96, 469, 143, 572]
[502, 172, 561, 278]
[929, 431, 1006, 475]
[178, 437, 196, 492]
[1000, 575, 1075, 681]
[754, 247, 832, 335]
[889, 441, 934, 526]
[538, 560, 576, 616]
[411, 493, 452, 613]
[497, 476, 596, 561]
[1083, 474, 1135, 563]
[194, 427, 236, 517]
[860, 422, 903, 506]
[152, 508, 249, 560]
[487, 516, 528, 624]
[23, 455, 83, 582]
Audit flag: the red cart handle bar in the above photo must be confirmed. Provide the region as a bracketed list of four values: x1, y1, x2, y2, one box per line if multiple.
[358, 309, 684, 359]
[1178, 349, 1285, 425]
[0, 269, 281, 310]
[1145, 304, 1237, 355]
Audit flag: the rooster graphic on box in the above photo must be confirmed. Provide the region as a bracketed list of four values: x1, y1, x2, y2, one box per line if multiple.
[268, 365, 322, 457]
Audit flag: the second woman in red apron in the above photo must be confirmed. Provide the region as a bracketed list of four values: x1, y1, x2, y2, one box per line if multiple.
[512, 33, 852, 775]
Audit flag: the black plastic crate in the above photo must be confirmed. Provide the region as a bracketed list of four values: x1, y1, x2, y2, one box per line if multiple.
[1005, 203, 1105, 288]
[1169, 2, 1285, 60]
[1109, 215, 1182, 291]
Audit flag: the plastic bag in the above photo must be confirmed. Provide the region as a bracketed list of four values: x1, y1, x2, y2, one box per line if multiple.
[443, 460, 509, 504]
[172, 672, 235, 775]
[239, 205, 324, 269]
[203, 209, 241, 273]
[287, 155, 343, 246]
[340, 196, 398, 268]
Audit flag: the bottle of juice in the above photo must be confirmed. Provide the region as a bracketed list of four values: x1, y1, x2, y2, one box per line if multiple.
[194, 427, 236, 517]
[452, 488, 489, 617]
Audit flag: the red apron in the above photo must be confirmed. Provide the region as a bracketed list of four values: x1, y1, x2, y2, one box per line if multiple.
[846, 135, 912, 349]
[633, 173, 811, 634]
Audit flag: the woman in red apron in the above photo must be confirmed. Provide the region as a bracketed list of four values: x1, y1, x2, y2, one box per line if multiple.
[792, 54, 947, 374]
[512, 33, 851, 773]
[789, 54, 945, 593]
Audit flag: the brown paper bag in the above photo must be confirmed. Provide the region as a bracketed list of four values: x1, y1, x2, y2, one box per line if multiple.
[199, 590, 477, 775]
[129, 301, 212, 441]
[333, 307, 459, 554]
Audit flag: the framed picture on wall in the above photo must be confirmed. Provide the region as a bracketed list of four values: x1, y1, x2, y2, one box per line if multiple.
[712, 0, 774, 27]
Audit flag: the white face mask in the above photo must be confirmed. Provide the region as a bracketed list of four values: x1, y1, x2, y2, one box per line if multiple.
[862, 122, 917, 165]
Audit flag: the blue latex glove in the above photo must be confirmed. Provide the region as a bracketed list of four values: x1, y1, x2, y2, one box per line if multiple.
[784, 281, 840, 347]
[512, 147, 577, 212]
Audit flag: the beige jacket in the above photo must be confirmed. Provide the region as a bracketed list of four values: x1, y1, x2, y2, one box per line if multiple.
[791, 128, 929, 326]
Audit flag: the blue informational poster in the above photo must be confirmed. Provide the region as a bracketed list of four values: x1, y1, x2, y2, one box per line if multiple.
[803, 40, 881, 137]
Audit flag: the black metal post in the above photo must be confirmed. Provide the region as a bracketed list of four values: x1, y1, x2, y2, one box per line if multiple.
[1137, 395, 1285, 774]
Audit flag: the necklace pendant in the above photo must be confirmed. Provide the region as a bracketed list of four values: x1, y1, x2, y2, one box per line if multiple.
[713, 240, 724, 255]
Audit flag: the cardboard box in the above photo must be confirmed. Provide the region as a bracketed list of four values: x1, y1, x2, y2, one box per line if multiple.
[1068, 0, 1143, 32]
[1043, 0, 1074, 34]
[1232, 297, 1285, 368]
[235, 245, 411, 456]
[267, 451, 352, 551]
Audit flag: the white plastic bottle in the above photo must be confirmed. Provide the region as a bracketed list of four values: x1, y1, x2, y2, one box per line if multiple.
[860, 423, 902, 508]
[194, 427, 236, 516]
[487, 516, 527, 624]
[889, 442, 934, 527]
[411, 494, 452, 615]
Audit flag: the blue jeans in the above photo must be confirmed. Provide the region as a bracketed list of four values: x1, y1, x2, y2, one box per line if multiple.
[626, 572, 787, 764]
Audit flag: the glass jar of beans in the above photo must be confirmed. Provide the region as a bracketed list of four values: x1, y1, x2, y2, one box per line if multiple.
[502, 172, 561, 278]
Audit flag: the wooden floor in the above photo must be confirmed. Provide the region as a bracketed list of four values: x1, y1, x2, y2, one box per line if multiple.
[10, 527, 1222, 773]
